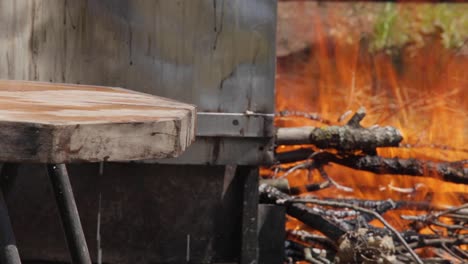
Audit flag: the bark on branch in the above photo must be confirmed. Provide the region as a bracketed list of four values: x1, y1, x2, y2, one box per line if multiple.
[276, 108, 402, 151]
[259, 184, 347, 240]
[276, 125, 403, 151]
[276, 150, 468, 184]
[313, 153, 468, 185]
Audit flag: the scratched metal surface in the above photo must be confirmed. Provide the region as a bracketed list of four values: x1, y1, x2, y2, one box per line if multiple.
[0, 0, 277, 164]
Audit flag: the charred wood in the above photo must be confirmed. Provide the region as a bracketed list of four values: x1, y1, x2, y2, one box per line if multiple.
[276, 150, 467, 184]
[285, 240, 333, 264]
[288, 229, 337, 251]
[404, 236, 468, 250]
[260, 178, 331, 195]
[287, 152, 468, 184]
[285, 240, 306, 261]
[259, 184, 348, 241]
[276, 148, 315, 163]
[325, 155, 467, 184]
[284, 197, 423, 263]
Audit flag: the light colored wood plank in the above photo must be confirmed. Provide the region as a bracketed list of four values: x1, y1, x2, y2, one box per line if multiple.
[0, 80, 196, 163]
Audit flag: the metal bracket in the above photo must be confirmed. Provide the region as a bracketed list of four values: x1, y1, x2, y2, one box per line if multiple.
[196, 112, 275, 138]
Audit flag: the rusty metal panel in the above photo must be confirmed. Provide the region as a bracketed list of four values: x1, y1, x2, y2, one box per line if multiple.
[0, 0, 277, 164]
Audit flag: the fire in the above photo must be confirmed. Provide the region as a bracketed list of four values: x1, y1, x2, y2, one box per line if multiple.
[274, 0, 467, 232]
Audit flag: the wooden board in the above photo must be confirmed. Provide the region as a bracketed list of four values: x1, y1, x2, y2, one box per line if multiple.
[0, 80, 196, 163]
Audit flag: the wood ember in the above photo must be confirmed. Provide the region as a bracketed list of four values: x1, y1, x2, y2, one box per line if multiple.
[276, 108, 403, 152]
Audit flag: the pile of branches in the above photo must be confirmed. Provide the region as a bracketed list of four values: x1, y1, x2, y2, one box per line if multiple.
[260, 108, 468, 263]
[260, 183, 468, 263]
[275, 107, 467, 184]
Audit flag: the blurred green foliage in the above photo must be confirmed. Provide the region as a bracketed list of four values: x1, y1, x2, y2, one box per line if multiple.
[371, 3, 468, 52]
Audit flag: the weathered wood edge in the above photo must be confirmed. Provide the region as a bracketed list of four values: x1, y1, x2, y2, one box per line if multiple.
[0, 111, 196, 164]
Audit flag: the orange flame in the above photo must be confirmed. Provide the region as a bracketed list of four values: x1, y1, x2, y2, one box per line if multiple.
[275, 1, 468, 231]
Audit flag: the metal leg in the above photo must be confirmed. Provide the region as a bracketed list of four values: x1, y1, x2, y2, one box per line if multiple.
[46, 164, 91, 264]
[238, 166, 259, 264]
[0, 163, 21, 264]
[0, 190, 21, 264]
[0, 164, 18, 199]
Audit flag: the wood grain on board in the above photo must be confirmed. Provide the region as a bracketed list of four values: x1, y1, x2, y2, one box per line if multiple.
[0, 80, 196, 163]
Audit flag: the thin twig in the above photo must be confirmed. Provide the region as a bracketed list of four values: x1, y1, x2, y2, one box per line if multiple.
[279, 160, 314, 179]
[277, 110, 333, 125]
[441, 243, 465, 263]
[436, 203, 468, 218]
[285, 198, 424, 264]
[317, 167, 353, 192]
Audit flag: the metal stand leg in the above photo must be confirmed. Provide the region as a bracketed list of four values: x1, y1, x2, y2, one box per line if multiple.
[46, 164, 91, 264]
[0, 190, 21, 264]
[238, 166, 259, 264]
[0, 163, 21, 264]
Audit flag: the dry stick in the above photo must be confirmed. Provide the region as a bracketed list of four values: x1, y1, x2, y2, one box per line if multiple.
[452, 245, 468, 259]
[287, 198, 424, 264]
[277, 110, 333, 125]
[259, 184, 348, 241]
[280, 160, 315, 179]
[401, 204, 468, 231]
[276, 148, 316, 164]
[276, 125, 402, 152]
[435, 203, 468, 218]
[310, 152, 468, 184]
[289, 181, 331, 195]
[402, 236, 468, 250]
[431, 247, 463, 263]
[322, 197, 449, 212]
[276, 108, 403, 152]
[345, 106, 366, 127]
[260, 178, 331, 195]
[317, 166, 353, 192]
[288, 229, 337, 251]
[276, 148, 468, 186]
[400, 143, 468, 154]
[441, 243, 465, 263]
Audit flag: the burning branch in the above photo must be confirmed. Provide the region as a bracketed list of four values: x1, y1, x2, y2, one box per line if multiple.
[313, 153, 468, 185]
[401, 204, 468, 231]
[276, 108, 403, 152]
[268, 106, 466, 263]
[286, 197, 424, 264]
[259, 184, 348, 241]
[276, 151, 468, 184]
[277, 110, 333, 125]
[288, 229, 337, 251]
[260, 182, 425, 263]
[260, 179, 468, 263]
